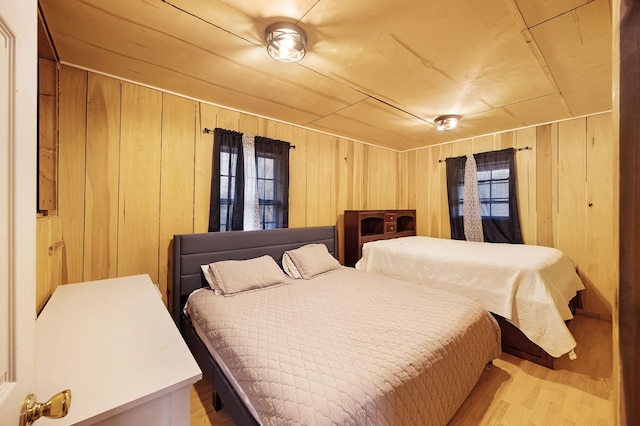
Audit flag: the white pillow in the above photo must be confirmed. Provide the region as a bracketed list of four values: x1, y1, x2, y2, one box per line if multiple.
[209, 255, 287, 296]
[282, 244, 341, 279]
[200, 264, 223, 295]
[282, 253, 302, 279]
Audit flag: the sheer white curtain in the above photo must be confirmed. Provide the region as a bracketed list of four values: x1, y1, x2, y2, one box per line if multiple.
[242, 133, 260, 230]
[463, 154, 484, 242]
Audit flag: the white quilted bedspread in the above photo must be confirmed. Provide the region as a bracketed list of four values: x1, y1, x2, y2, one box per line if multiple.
[356, 236, 585, 358]
[187, 267, 501, 426]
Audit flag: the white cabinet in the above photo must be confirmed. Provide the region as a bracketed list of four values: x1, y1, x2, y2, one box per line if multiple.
[35, 275, 202, 425]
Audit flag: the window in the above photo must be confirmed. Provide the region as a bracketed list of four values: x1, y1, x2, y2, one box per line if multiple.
[209, 128, 290, 232]
[446, 148, 522, 243]
[477, 164, 510, 218]
[219, 151, 279, 230]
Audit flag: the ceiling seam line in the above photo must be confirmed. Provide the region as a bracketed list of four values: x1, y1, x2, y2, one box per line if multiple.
[293, 63, 432, 124]
[503, 0, 572, 116]
[297, 0, 322, 23]
[160, 0, 261, 47]
[528, 0, 597, 30]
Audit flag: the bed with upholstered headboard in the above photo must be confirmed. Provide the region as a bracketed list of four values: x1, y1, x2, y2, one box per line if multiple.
[172, 226, 337, 324]
[172, 226, 336, 425]
[172, 226, 501, 426]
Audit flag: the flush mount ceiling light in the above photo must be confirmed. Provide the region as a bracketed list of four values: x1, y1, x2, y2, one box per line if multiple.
[434, 114, 462, 131]
[265, 22, 307, 63]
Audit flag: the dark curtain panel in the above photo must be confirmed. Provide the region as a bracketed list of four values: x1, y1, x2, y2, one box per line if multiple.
[445, 155, 467, 240]
[474, 148, 523, 243]
[208, 128, 244, 232]
[254, 136, 290, 229]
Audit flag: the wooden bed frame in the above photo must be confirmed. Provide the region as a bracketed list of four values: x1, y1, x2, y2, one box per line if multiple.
[493, 295, 579, 369]
[172, 226, 337, 425]
[493, 315, 556, 368]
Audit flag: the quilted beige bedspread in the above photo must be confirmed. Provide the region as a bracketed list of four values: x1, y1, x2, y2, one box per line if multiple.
[187, 267, 501, 426]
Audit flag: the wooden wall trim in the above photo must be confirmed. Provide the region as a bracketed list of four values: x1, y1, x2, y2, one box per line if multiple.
[618, 1, 640, 424]
[38, 58, 57, 212]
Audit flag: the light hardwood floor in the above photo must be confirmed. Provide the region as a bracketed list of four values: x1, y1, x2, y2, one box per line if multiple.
[190, 314, 613, 425]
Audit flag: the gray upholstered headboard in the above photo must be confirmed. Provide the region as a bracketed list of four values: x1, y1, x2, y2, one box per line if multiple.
[172, 226, 336, 327]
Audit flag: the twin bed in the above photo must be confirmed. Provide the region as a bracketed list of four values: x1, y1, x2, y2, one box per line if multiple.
[356, 236, 585, 367]
[173, 226, 501, 426]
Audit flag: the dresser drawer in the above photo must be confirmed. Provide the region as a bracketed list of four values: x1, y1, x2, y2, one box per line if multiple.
[385, 223, 396, 233]
[384, 213, 396, 222]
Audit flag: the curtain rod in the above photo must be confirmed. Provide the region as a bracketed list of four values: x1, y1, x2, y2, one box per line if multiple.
[203, 128, 295, 149]
[437, 146, 531, 163]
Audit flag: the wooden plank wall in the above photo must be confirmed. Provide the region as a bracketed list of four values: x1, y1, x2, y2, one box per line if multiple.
[43, 65, 398, 309]
[397, 112, 616, 320]
[38, 64, 615, 320]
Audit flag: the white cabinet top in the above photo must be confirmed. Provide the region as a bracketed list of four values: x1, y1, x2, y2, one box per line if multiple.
[35, 274, 202, 425]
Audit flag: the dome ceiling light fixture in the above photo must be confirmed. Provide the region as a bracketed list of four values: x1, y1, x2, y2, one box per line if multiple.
[434, 114, 462, 131]
[265, 22, 307, 63]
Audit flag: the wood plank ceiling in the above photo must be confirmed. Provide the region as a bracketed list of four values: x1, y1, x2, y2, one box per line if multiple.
[39, 0, 612, 151]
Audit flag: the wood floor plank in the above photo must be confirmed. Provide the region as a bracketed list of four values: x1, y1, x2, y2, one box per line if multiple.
[190, 315, 613, 425]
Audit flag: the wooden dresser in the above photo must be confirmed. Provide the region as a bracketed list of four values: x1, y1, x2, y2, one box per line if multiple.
[344, 209, 416, 266]
[36, 274, 202, 426]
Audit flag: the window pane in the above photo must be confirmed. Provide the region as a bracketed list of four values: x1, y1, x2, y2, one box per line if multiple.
[257, 179, 264, 197]
[220, 152, 230, 175]
[223, 178, 236, 202]
[220, 177, 229, 199]
[264, 158, 275, 179]
[493, 182, 509, 198]
[477, 170, 491, 181]
[478, 182, 490, 199]
[491, 203, 509, 217]
[260, 204, 275, 229]
[492, 168, 509, 179]
[229, 178, 236, 199]
[480, 203, 491, 217]
[220, 152, 238, 177]
[264, 180, 274, 199]
[230, 154, 237, 175]
[257, 156, 265, 176]
[220, 205, 228, 227]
